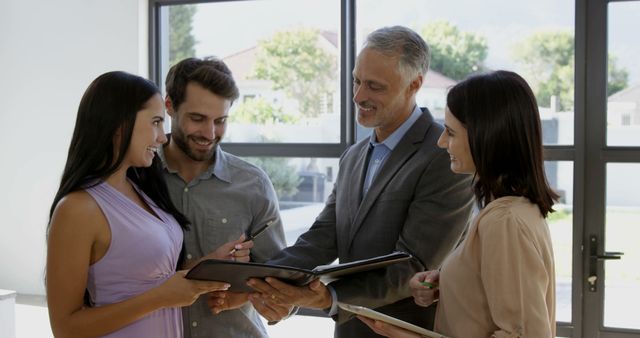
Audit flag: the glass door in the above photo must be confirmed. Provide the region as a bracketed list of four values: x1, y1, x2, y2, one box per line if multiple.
[582, 1, 640, 337]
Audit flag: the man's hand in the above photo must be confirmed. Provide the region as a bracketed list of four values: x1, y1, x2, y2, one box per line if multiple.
[247, 277, 332, 310]
[206, 290, 294, 323]
[183, 235, 253, 269]
[207, 291, 249, 314]
[248, 293, 294, 322]
[206, 234, 253, 262]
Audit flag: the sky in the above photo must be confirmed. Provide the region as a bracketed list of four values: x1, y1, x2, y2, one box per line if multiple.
[188, 0, 639, 85]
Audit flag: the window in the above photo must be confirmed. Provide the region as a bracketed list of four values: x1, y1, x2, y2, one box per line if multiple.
[152, 0, 344, 145]
[604, 163, 640, 329]
[607, 1, 640, 146]
[240, 156, 339, 245]
[356, 0, 575, 146]
[150, 1, 640, 337]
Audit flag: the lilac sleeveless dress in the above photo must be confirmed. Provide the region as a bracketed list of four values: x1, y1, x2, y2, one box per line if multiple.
[85, 181, 184, 338]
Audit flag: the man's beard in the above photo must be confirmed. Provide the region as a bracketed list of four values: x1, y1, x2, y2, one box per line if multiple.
[171, 127, 217, 162]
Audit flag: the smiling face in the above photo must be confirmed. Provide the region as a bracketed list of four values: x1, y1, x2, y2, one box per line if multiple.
[352, 48, 420, 141]
[167, 82, 231, 162]
[437, 106, 475, 174]
[123, 94, 167, 168]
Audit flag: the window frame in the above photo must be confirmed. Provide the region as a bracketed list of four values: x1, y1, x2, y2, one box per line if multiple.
[148, 0, 356, 158]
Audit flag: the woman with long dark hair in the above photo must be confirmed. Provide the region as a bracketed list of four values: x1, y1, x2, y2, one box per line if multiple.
[360, 70, 558, 337]
[46, 71, 232, 337]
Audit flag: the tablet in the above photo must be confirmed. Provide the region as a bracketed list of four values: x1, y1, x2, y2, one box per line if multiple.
[338, 303, 450, 338]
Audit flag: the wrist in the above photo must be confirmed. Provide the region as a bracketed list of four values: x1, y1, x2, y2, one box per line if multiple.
[143, 285, 170, 310]
[318, 289, 332, 310]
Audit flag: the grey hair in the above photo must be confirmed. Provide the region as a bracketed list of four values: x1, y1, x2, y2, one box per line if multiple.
[363, 26, 430, 81]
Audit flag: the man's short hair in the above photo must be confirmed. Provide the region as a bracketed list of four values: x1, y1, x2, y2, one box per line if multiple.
[165, 56, 240, 110]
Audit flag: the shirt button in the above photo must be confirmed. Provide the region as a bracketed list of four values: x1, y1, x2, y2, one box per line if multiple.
[186, 254, 192, 259]
[221, 218, 228, 224]
[192, 321, 198, 327]
[184, 187, 189, 192]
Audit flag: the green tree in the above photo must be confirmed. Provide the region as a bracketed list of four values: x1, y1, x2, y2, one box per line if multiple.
[608, 55, 629, 96]
[230, 97, 298, 124]
[513, 30, 629, 110]
[420, 21, 488, 80]
[513, 31, 574, 111]
[245, 157, 301, 199]
[231, 98, 301, 199]
[253, 28, 336, 117]
[169, 5, 197, 66]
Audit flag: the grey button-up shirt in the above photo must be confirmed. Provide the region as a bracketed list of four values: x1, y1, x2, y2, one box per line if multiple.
[159, 144, 286, 338]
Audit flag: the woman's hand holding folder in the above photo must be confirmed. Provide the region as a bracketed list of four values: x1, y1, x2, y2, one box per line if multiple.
[358, 316, 423, 338]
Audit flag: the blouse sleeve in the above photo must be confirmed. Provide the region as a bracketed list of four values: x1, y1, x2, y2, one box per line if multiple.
[477, 209, 554, 338]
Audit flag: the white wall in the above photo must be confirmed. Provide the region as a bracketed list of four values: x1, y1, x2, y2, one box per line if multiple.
[0, 0, 148, 295]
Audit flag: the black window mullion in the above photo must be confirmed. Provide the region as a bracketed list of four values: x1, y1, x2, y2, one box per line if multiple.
[544, 146, 576, 161]
[221, 143, 347, 158]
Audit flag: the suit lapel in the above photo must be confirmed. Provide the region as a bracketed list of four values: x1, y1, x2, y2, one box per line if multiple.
[347, 143, 371, 224]
[346, 111, 434, 249]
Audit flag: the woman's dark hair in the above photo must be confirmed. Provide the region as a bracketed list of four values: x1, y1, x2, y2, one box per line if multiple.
[48, 71, 189, 229]
[446, 70, 559, 217]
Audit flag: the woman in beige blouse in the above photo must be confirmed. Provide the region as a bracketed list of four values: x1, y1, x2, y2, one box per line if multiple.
[360, 70, 558, 338]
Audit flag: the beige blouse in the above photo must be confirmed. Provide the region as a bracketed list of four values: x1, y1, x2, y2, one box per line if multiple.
[435, 196, 556, 338]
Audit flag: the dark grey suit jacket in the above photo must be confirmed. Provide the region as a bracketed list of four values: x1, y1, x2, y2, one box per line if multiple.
[268, 109, 474, 337]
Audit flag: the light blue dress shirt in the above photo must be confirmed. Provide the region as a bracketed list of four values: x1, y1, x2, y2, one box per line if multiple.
[362, 105, 423, 196]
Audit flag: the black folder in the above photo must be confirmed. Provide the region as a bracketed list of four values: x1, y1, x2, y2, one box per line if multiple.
[185, 251, 412, 292]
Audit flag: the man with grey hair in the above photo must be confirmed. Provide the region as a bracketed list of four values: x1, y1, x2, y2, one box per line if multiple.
[239, 26, 475, 337]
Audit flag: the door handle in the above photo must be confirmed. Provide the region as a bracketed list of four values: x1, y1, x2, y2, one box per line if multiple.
[590, 252, 624, 260]
[587, 235, 624, 292]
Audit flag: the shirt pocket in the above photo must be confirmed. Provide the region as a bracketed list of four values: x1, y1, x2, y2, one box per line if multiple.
[200, 212, 252, 254]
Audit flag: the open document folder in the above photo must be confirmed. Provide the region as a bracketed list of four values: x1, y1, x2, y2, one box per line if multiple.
[186, 251, 411, 292]
[338, 303, 451, 338]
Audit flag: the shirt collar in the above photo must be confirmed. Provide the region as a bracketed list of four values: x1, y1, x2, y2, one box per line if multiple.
[368, 104, 422, 150]
[210, 146, 232, 183]
[158, 136, 232, 183]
